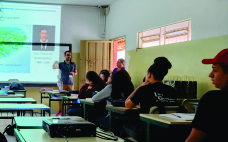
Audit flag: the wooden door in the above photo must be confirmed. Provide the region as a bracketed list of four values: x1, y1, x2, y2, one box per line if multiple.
[79, 40, 114, 89]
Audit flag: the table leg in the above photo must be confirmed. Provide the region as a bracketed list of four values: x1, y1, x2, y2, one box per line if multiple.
[147, 123, 150, 142]
[83, 104, 86, 120]
[109, 112, 113, 132]
[41, 93, 43, 115]
[49, 95, 51, 112]
[43, 110, 45, 117]
[61, 99, 65, 116]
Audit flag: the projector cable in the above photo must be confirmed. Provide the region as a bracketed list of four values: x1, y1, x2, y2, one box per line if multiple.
[55, 130, 69, 142]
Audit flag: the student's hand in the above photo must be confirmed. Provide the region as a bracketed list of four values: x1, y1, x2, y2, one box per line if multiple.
[86, 86, 92, 91]
[140, 80, 152, 87]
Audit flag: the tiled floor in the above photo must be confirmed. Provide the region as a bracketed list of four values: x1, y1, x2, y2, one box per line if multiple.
[0, 112, 58, 142]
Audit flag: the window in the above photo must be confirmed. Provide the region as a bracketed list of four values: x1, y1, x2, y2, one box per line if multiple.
[138, 19, 191, 48]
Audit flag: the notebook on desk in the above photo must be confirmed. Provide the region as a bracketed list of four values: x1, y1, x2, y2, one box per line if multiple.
[160, 113, 195, 121]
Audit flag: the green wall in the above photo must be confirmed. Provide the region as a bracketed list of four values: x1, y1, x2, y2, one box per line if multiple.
[127, 35, 228, 98]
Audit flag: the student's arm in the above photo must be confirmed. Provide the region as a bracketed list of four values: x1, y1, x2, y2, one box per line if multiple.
[125, 86, 141, 108]
[186, 92, 211, 142]
[92, 85, 111, 102]
[185, 128, 207, 142]
[78, 84, 89, 99]
[53, 61, 59, 69]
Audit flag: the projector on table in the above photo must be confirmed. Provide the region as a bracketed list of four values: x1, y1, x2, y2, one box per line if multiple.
[42, 117, 96, 138]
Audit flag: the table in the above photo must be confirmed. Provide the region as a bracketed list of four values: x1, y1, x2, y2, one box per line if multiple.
[11, 90, 26, 98]
[61, 95, 78, 116]
[0, 94, 24, 98]
[14, 116, 77, 129]
[40, 90, 69, 114]
[140, 114, 192, 142]
[106, 105, 140, 131]
[80, 99, 94, 120]
[0, 104, 50, 117]
[0, 98, 36, 103]
[14, 128, 124, 142]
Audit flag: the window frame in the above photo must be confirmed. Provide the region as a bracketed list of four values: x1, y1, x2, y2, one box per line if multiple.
[137, 19, 191, 49]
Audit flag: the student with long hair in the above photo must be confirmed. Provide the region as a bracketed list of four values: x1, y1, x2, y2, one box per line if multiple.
[99, 70, 110, 83]
[90, 70, 134, 128]
[67, 71, 106, 116]
[186, 49, 228, 142]
[121, 57, 176, 141]
[92, 70, 134, 104]
[78, 71, 106, 99]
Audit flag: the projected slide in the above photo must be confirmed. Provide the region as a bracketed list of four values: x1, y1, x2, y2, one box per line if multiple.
[0, 25, 31, 73]
[0, 2, 62, 83]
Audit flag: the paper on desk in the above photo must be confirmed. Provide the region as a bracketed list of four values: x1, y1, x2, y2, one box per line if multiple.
[160, 113, 195, 121]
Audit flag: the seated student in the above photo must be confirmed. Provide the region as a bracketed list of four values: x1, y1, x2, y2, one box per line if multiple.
[67, 71, 106, 116]
[113, 58, 125, 72]
[99, 70, 110, 83]
[121, 57, 176, 141]
[186, 49, 228, 142]
[90, 70, 134, 128]
[78, 71, 106, 99]
[106, 72, 113, 85]
[92, 70, 134, 104]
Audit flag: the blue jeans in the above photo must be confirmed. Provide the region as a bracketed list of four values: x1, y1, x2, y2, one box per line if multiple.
[67, 101, 82, 116]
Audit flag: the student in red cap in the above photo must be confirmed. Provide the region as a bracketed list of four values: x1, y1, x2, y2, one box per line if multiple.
[186, 48, 228, 142]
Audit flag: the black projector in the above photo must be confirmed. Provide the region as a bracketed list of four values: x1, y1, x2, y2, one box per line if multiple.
[42, 117, 96, 138]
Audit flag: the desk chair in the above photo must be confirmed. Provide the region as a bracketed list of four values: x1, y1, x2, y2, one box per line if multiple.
[181, 99, 199, 113]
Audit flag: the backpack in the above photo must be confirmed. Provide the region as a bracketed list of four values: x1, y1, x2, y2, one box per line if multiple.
[3, 124, 16, 136]
[0, 132, 7, 142]
[9, 82, 24, 90]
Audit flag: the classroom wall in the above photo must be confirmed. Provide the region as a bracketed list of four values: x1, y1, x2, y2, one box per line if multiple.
[127, 35, 228, 98]
[106, 0, 228, 98]
[61, 6, 105, 53]
[106, 0, 228, 48]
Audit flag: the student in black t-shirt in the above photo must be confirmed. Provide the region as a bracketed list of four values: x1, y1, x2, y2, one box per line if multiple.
[120, 57, 176, 141]
[125, 57, 176, 113]
[186, 48, 228, 142]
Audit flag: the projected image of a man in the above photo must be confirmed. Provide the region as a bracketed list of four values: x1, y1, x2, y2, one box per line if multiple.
[40, 29, 48, 43]
[32, 25, 55, 51]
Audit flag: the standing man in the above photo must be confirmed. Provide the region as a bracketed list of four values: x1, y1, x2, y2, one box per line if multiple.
[53, 51, 77, 116]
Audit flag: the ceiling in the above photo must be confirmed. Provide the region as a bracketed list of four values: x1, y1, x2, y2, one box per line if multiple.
[0, 0, 116, 6]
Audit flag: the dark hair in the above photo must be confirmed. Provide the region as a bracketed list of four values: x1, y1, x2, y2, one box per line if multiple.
[110, 70, 134, 100]
[143, 77, 146, 82]
[147, 57, 172, 81]
[86, 71, 106, 87]
[64, 51, 71, 56]
[99, 70, 110, 82]
[218, 63, 228, 74]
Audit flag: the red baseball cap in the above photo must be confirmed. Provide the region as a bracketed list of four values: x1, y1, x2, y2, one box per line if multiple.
[202, 48, 228, 65]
